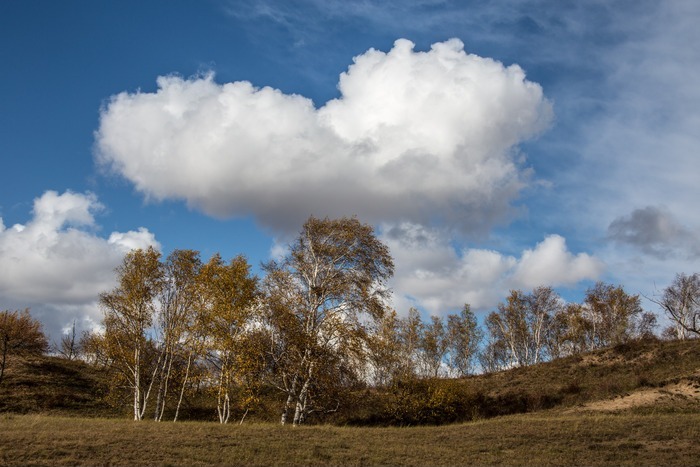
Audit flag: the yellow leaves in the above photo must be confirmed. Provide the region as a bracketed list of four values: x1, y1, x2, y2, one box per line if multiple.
[97, 216, 396, 425]
[199, 254, 258, 332]
[100, 246, 163, 332]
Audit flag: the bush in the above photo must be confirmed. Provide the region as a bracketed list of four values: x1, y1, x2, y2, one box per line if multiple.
[1, 309, 48, 384]
[381, 377, 483, 426]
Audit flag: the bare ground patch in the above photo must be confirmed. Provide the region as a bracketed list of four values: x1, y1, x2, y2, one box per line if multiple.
[568, 379, 700, 413]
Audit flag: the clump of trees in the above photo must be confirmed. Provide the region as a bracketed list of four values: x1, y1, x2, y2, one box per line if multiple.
[87, 216, 485, 425]
[366, 305, 483, 383]
[480, 283, 657, 373]
[72, 215, 700, 425]
[96, 246, 260, 422]
[89, 217, 397, 425]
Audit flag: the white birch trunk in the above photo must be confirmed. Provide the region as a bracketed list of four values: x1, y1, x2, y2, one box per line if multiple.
[280, 374, 297, 425]
[173, 352, 193, 422]
[133, 345, 141, 421]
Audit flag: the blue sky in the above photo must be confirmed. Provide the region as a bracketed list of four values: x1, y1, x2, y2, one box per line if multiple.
[1, 0, 699, 341]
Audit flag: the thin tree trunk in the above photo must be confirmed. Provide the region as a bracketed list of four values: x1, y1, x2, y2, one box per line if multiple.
[293, 376, 311, 426]
[133, 346, 141, 421]
[138, 346, 164, 421]
[173, 352, 193, 422]
[154, 357, 166, 421]
[217, 366, 231, 424]
[280, 374, 297, 425]
[281, 391, 294, 425]
[156, 349, 175, 421]
[239, 407, 249, 425]
[0, 338, 8, 385]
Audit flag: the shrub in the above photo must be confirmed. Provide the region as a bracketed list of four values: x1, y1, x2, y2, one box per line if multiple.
[0, 309, 48, 384]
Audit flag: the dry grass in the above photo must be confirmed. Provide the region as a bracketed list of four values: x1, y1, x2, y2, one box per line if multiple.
[1, 411, 699, 466]
[3, 338, 700, 424]
[0, 355, 117, 417]
[2, 339, 700, 465]
[467, 338, 700, 407]
[345, 339, 700, 425]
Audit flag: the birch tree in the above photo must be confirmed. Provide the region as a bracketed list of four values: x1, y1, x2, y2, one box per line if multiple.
[484, 287, 561, 368]
[199, 253, 258, 424]
[485, 290, 531, 368]
[366, 309, 403, 386]
[526, 286, 561, 364]
[419, 316, 448, 378]
[584, 282, 643, 347]
[479, 331, 509, 373]
[56, 320, 79, 360]
[100, 246, 164, 421]
[153, 249, 202, 421]
[445, 304, 482, 377]
[78, 329, 111, 367]
[263, 216, 393, 426]
[545, 303, 591, 359]
[653, 273, 700, 339]
[397, 307, 423, 378]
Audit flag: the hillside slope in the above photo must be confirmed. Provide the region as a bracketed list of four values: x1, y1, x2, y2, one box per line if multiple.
[468, 338, 700, 414]
[1, 338, 699, 422]
[0, 355, 115, 417]
[349, 338, 700, 425]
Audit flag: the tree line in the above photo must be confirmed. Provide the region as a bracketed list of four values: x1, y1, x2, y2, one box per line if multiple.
[2, 216, 700, 425]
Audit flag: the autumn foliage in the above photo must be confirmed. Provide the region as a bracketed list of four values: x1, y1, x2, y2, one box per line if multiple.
[53, 215, 695, 426]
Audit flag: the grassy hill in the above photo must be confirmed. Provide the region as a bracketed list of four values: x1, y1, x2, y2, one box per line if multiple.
[0, 354, 116, 417]
[1, 338, 699, 466]
[1, 337, 699, 421]
[466, 337, 700, 415]
[343, 337, 700, 426]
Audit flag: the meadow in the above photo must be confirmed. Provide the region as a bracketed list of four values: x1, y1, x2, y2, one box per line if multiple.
[2, 411, 699, 466]
[2, 338, 699, 466]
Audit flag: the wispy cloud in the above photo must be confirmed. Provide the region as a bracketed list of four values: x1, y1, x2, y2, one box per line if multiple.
[550, 2, 700, 297]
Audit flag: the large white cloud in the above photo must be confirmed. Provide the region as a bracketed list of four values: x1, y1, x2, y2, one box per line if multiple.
[0, 190, 159, 340]
[96, 38, 552, 234]
[382, 223, 604, 315]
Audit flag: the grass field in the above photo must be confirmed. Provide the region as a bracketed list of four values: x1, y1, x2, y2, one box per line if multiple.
[1, 410, 699, 466]
[2, 338, 700, 465]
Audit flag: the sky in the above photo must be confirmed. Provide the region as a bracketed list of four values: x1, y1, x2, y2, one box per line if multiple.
[1, 0, 699, 342]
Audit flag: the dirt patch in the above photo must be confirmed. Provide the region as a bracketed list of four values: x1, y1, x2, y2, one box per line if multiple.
[568, 380, 700, 413]
[578, 347, 660, 367]
[579, 353, 625, 367]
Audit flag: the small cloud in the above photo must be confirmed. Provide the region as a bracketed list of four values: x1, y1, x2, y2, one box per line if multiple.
[108, 228, 160, 252]
[511, 234, 604, 289]
[269, 238, 289, 262]
[607, 206, 700, 258]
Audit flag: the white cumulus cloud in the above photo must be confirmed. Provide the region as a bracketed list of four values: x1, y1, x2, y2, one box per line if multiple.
[0, 190, 159, 340]
[96, 38, 552, 234]
[382, 223, 603, 315]
[511, 234, 604, 289]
